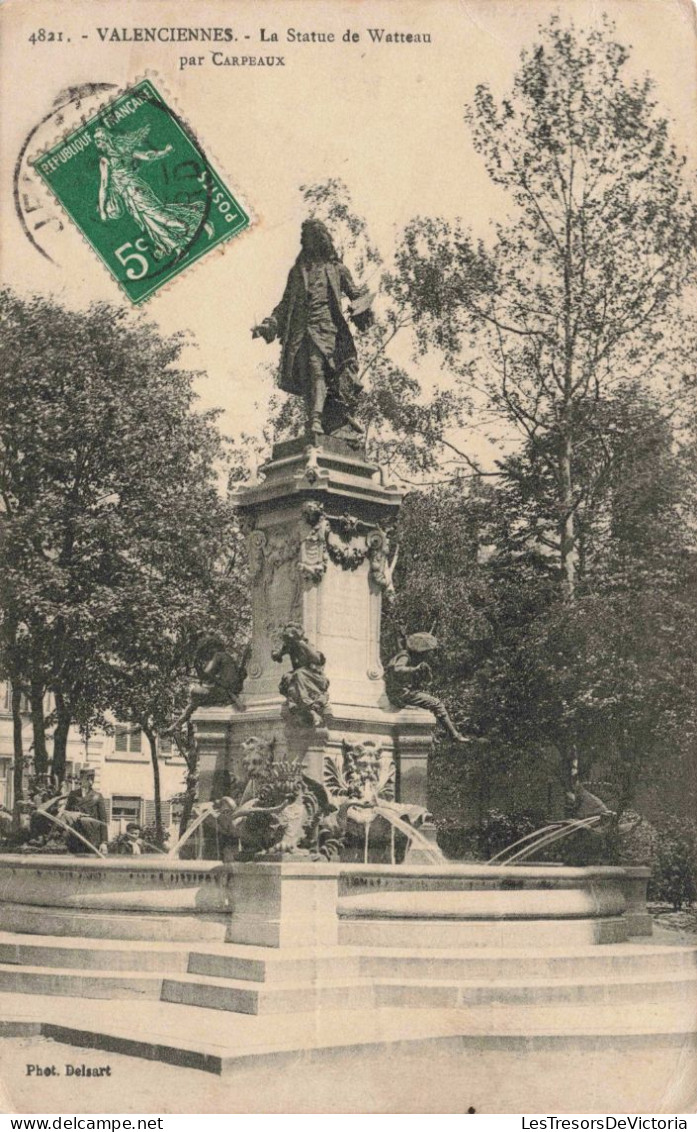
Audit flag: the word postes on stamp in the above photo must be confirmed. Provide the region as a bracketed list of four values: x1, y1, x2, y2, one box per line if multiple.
[32, 79, 250, 303]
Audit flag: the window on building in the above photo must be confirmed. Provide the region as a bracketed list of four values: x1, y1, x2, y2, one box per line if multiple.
[0, 759, 11, 809]
[158, 734, 172, 756]
[111, 796, 143, 822]
[64, 762, 80, 788]
[2, 684, 32, 712]
[1, 683, 33, 712]
[114, 725, 142, 754]
[143, 800, 171, 830]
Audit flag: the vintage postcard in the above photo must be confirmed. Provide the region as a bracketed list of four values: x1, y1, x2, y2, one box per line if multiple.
[1, 0, 696, 1116]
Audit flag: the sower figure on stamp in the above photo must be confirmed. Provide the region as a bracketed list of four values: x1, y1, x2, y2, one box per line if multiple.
[252, 219, 374, 445]
[94, 125, 213, 260]
[385, 631, 470, 744]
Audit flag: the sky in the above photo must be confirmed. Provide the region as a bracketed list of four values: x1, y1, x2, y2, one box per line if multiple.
[3, 0, 697, 465]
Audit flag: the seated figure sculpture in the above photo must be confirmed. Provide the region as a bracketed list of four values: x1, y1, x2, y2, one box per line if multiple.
[385, 631, 469, 743]
[272, 622, 330, 727]
[168, 635, 249, 733]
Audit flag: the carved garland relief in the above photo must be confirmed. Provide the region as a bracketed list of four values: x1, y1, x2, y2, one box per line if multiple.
[244, 505, 395, 683]
[299, 503, 397, 595]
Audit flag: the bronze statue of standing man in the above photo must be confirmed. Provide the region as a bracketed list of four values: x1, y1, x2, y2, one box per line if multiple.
[252, 219, 374, 445]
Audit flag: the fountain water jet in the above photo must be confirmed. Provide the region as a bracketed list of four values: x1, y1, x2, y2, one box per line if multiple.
[490, 815, 603, 866]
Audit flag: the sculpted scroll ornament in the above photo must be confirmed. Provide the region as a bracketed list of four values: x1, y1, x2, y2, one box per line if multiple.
[366, 528, 398, 602]
[298, 501, 329, 584]
[246, 529, 267, 583]
[247, 506, 397, 597]
[295, 504, 398, 596]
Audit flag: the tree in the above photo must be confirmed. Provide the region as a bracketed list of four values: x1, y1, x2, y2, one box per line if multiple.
[0, 610, 30, 829]
[104, 549, 249, 844]
[387, 386, 697, 825]
[0, 290, 246, 818]
[393, 16, 697, 596]
[383, 482, 501, 820]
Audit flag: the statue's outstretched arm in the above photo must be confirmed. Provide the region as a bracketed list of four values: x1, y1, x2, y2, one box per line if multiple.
[252, 316, 278, 342]
[339, 264, 364, 301]
[341, 265, 374, 330]
[253, 273, 293, 341]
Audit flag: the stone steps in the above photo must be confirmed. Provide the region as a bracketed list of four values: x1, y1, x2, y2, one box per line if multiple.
[0, 963, 164, 1000]
[0, 923, 694, 1014]
[4, 960, 687, 1016]
[3, 932, 693, 984]
[359, 942, 697, 981]
[0, 934, 191, 972]
[0, 931, 695, 1017]
[2, 991, 696, 1111]
[187, 948, 363, 984]
[163, 964, 697, 1016]
[375, 970, 697, 1009]
[161, 972, 375, 1015]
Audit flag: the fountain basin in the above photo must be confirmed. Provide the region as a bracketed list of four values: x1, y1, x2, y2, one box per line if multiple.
[0, 856, 649, 947]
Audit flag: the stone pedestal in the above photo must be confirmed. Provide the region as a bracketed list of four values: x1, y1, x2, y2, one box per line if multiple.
[226, 861, 340, 947]
[195, 437, 435, 823]
[620, 866, 653, 936]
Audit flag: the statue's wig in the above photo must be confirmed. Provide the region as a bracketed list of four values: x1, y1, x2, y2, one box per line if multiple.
[301, 219, 339, 262]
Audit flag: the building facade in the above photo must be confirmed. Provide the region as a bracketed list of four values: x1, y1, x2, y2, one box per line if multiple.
[0, 682, 187, 841]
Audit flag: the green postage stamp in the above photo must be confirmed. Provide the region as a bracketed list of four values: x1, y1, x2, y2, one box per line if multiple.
[32, 79, 250, 302]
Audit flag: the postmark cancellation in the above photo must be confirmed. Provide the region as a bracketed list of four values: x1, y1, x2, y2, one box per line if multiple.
[31, 78, 251, 303]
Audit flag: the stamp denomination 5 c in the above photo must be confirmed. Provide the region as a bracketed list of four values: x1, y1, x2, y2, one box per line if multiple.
[32, 79, 251, 302]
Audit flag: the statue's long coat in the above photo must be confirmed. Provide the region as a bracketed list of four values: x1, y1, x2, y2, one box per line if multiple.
[267, 259, 364, 395]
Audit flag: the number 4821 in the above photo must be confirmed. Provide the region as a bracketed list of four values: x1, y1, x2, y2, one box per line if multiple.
[28, 29, 65, 43]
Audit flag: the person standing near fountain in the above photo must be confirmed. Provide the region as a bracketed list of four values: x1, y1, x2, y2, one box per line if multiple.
[252, 219, 374, 443]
